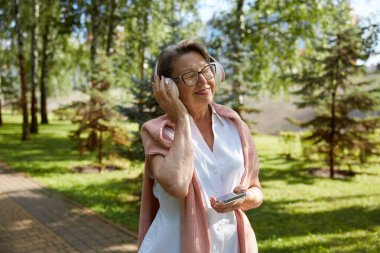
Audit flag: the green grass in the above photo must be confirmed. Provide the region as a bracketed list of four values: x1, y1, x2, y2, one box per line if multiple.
[1, 113, 379, 252]
[251, 135, 380, 252]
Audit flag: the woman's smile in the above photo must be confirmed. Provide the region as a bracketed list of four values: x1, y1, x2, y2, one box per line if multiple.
[194, 87, 211, 95]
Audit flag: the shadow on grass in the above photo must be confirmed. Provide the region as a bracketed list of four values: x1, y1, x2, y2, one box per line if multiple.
[250, 197, 380, 242]
[259, 232, 379, 253]
[259, 154, 318, 185]
[55, 176, 142, 232]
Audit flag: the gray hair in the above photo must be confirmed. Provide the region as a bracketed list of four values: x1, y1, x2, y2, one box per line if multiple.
[156, 40, 210, 79]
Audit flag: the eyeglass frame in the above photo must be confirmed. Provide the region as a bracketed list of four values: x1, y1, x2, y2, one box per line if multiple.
[173, 63, 217, 86]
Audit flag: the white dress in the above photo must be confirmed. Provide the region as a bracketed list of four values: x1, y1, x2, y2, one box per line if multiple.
[139, 105, 245, 253]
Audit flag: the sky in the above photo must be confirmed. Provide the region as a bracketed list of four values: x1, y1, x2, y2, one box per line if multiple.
[199, 0, 380, 66]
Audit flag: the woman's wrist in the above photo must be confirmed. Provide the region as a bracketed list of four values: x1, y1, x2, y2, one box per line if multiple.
[242, 187, 263, 210]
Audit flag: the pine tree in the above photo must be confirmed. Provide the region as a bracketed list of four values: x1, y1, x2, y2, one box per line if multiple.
[116, 59, 164, 160]
[70, 55, 129, 169]
[290, 15, 380, 178]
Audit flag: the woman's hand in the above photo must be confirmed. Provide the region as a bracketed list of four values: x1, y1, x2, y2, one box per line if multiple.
[152, 75, 188, 121]
[210, 185, 263, 212]
[210, 186, 248, 213]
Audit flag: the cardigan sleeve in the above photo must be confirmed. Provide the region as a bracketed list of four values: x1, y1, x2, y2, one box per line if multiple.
[140, 116, 174, 157]
[138, 117, 174, 248]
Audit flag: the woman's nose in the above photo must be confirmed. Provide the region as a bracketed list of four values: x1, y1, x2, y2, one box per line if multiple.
[196, 73, 207, 86]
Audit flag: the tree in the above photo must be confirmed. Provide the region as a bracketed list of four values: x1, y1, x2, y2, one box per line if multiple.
[30, 0, 39, 133]
[289, 3, 380, 178]
[70, 56, 129, 168]
[207, 0, 328, 119]
[230, 0, 246, 116]
[39, 0, 54, 124]
[106, 0, 117, 56]
[13, 0, 30, 140]
[0, 78, 2, 127]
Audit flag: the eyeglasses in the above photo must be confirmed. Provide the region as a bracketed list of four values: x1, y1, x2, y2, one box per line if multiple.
[174, 64, 216, 86]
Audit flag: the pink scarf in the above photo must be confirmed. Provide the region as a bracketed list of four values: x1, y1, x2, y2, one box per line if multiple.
[138, 104, 261, 253]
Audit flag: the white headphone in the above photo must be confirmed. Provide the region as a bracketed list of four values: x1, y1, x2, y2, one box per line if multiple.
[154, 55, 225, 98]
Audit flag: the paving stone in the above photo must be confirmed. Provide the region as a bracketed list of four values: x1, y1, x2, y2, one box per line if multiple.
[0, 162, 138, 253]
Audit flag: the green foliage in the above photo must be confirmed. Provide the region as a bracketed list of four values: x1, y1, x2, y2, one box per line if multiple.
[206, 0, 332, 113]
[116, 59, 164, 161]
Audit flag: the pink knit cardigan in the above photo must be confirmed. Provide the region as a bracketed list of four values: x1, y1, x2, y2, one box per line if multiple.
[138, 103, 261, 253]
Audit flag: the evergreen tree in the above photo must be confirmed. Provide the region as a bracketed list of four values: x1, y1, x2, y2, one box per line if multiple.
[289, 5, 380, 178]
[70, 55, 129, 168]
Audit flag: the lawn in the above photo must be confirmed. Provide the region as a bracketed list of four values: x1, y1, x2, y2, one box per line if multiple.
[0, 113, 379, 252]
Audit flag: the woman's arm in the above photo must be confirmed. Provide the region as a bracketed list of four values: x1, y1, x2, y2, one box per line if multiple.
[150, 115, 194, 199]
[149, 76, 195, 199]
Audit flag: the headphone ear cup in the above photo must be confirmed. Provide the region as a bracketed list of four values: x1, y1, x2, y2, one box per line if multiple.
[209, 55, 225, 85]
[164, 78, 180, 98]
[214, 62, 225, 85]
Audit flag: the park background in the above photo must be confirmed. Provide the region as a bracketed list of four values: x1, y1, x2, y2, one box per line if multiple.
[1, 0, 380, 252]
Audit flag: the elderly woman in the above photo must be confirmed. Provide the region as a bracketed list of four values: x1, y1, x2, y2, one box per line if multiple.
[138, 40, 263, 253]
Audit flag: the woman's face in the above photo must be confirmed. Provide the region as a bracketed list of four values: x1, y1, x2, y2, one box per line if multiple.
[171, 51, 216, 112]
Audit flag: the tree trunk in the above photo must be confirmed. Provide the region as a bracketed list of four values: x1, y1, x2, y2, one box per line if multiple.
[40, 15, 50, 124]
[90, 0, 100, 71]
[106, 0, 117, 56]
[231, 0, 245, 117]
[329, 88, 336, 178]
[30, 0, 39, 133]
[0, 98, 2, 127]
[138, 13, 148, 80]
[14, 0, 30, 140]
[98, 130, 103, 167]
[329, 34, 344, 179]
[40, 0, 51, 125]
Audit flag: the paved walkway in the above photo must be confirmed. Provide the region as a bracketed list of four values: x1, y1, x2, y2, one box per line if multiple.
[0, 161, 138, 253]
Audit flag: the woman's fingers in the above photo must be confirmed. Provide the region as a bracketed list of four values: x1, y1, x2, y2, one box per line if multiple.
[153, 76, 168, 101]
[210, 195, 246, 213]
[152, 75, 160, 96]
[233, 185, 247, 194]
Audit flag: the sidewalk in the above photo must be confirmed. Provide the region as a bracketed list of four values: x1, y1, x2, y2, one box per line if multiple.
[0, 162, 138, 253]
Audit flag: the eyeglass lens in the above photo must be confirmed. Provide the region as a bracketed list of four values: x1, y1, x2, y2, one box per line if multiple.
[182, 64, 216, 86]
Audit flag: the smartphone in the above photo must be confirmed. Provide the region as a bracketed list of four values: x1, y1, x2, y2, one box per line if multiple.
[216, 192, 247, 204]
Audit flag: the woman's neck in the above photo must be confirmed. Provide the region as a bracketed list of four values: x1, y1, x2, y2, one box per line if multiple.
[188, 104, 211, 123]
